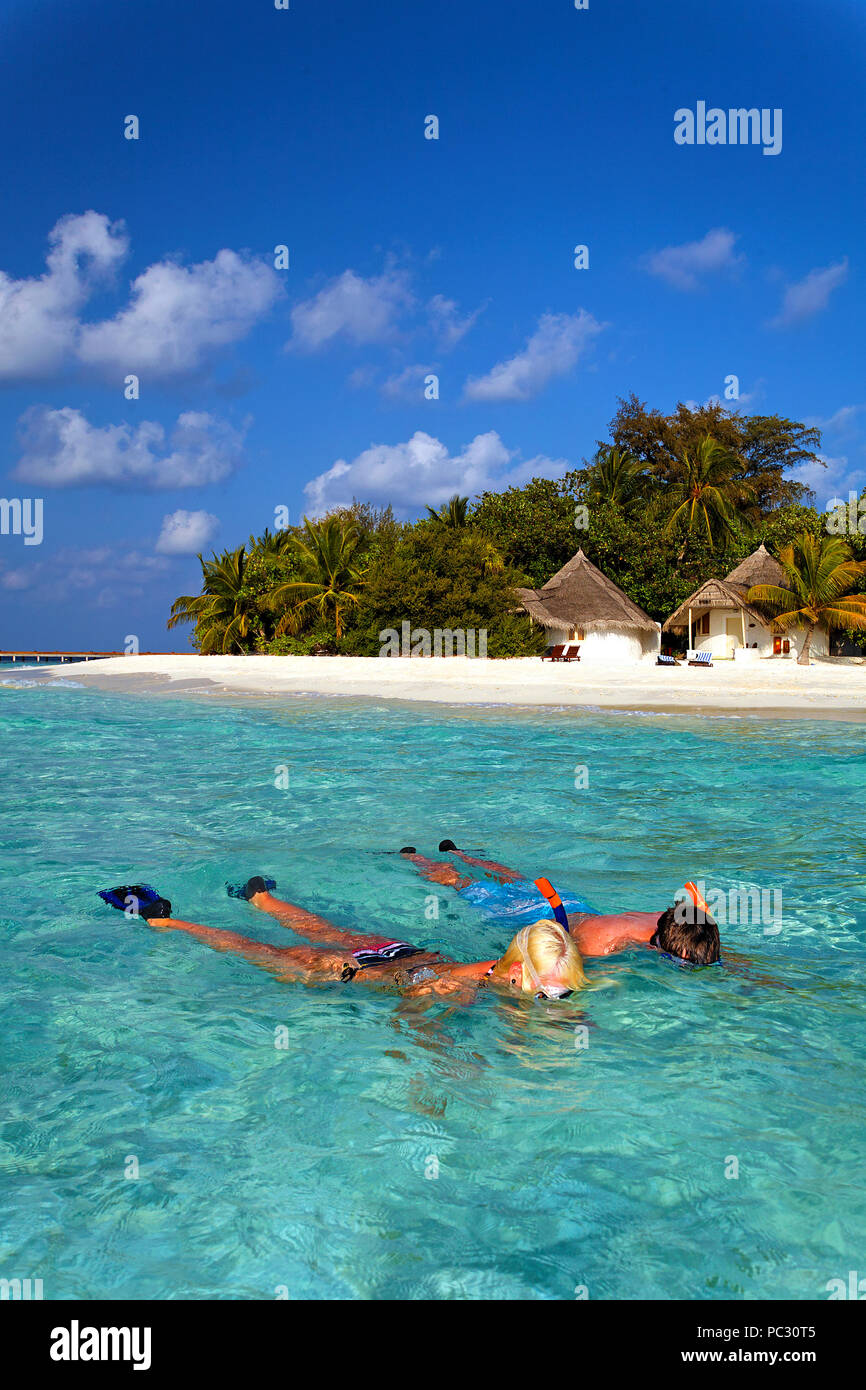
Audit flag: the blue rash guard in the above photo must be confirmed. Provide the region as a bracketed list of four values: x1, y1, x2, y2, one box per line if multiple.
[458, 877, 595, 927]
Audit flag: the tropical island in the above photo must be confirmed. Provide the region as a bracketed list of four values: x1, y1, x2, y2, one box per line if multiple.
[165, 397, 866, 666]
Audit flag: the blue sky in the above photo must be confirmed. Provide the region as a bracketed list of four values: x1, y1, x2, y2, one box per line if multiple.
[0, 0, 863, 650]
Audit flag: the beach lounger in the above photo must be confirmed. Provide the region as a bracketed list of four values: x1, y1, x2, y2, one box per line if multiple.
[657, 654, 680, 666]
[541, 644, 565, 661]
[688, 650, 713, 667]
[559, 644, 581, 662]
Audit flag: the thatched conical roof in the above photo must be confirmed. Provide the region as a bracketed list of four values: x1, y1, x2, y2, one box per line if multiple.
[725, 543, 786, 592]
[517, 549, 658, 633]
[663, 544, 789, 631]
[663, 578, 769, 632]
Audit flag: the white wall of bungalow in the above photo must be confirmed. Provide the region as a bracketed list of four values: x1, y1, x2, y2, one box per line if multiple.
[684, 606, 829, 662]
[543, 623, 660, 664]
[663, 545, 830, 661]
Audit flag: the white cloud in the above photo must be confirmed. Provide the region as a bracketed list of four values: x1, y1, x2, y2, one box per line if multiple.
[687, 380, 764, 412]
[155, 509, 220, 555]
[427, 294, 483, 348]
[0, 544, 176, 610]
[14, 407, 245, 489]
[644, 227, 744, 291]
[303, 429, 568, 516]
[0, 567, 35, 590]
[58, 546, 171, 607]
[380, 363, 438, 400]
[346, 365, 378, 390]
[0, 212, 128, 379]
[289, 267, 413, 351]
[79, 249, 281, 374]
[463, 311, 602, 403]
[56, 545, 168, 587]
[789, 453, 860, 505]
[810, 404, 863, 436]
[0, 214, 279, 382]
[768, 258, 849, 329]
[733, 381, 764, 408]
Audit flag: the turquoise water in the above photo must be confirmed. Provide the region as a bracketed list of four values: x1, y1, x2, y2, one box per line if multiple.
[1, 679, 865, 1300]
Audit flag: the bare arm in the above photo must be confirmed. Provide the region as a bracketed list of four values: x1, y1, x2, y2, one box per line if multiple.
[571, 911, 658, 957]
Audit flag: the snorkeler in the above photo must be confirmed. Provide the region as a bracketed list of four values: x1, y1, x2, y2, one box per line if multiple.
[96, 878, 588, 1002]
[400, 842, 721, 965]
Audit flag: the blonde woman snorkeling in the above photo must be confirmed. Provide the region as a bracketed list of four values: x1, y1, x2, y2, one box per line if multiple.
[97, 876, 588, 1003]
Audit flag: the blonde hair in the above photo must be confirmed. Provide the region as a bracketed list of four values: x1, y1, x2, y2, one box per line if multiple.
[500, 919, 587, 996]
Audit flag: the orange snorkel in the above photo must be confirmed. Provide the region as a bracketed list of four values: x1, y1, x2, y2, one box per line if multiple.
[534, 877, 571, 933]
[682, 880, 713, 917]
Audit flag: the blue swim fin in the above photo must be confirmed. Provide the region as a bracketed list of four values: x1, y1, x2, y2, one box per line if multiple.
[97, 885, 172, 919]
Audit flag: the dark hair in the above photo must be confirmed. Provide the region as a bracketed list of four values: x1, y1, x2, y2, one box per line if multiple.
[653, 905, 721, 964]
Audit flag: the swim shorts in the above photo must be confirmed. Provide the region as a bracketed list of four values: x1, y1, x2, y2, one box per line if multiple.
[458, 877, 595, 925]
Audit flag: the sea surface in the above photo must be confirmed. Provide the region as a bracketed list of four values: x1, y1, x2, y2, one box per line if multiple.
[1, 674, 864, 1300]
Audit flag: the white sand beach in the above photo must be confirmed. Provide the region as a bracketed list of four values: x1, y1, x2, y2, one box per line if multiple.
[44, 653, 866, 718]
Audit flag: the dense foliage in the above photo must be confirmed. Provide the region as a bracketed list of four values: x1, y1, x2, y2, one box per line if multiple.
[166, 399, 866, 656]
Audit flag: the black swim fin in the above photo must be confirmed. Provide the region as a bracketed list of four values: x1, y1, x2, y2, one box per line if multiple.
[226, 876, 276, 901]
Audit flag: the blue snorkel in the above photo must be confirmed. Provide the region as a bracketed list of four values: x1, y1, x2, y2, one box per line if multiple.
[534, 877, 571, 933]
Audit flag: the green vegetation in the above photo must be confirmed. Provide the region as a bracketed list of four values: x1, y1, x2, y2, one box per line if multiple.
[425, 493, 470, 527]
[661, 437, 756, 558]
[167, 546, 259, 654]
[266, 515, 368, 642]
[166, 397, 866, 657]
[746, 534, 866, 665]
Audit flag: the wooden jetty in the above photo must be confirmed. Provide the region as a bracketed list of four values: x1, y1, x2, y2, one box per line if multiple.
[0, 651, 176, 664]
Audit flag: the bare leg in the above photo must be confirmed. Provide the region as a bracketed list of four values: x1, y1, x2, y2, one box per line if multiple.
[147, 913, 347, 982]
[448, 850, 524, 884]
[247, 890, 405, 952]
[402, 849, 526, 889]
[399, 852, 473, 890]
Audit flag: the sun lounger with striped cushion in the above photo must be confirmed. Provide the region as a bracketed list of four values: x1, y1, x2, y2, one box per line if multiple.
[688, 650, 713, 667]
[657, 654, 679, 666]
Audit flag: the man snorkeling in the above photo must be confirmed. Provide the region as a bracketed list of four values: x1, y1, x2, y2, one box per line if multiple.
[97, 876, 588, 1002]
[401, 841, 721, 965]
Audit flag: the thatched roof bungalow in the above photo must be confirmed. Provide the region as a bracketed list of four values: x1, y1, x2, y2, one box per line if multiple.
[517, 549, 660, 664]
[663, 543, 829, 660]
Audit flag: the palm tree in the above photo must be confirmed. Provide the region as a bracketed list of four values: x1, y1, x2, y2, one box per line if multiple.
[587, 447, 646, 507]
[250, 526, 293, 557]
[426, 494, 469, 527]
[747, 533, 866, 665]
[167, 546, 257, 653]
[663, 436, 754, 559]
[268, 516, 367, 641]
[480, 539, 505, 576]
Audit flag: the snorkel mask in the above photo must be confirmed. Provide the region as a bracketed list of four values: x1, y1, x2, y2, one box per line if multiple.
[514, 925, 574, 1000]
